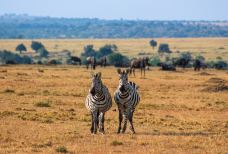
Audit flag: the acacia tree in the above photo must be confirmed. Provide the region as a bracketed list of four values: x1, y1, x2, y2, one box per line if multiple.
[31, 41, 44, 52]
[149, 40, 157, 50]
[16, 43, 27, 54]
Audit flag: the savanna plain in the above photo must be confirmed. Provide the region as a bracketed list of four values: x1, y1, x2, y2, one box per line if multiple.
[0, 38, 228, 154]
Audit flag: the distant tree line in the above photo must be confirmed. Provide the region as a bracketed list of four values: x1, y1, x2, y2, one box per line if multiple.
[0, 14, 228, 39]
[0, 40, 227, 70]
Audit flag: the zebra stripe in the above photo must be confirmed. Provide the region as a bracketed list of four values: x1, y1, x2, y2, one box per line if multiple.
[85, 86, 112, 113]
[114, 69, 140, 134]
[85, 72, 112, 134]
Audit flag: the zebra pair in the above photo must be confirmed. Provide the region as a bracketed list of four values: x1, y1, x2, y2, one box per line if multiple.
[85, 69, 140, 134]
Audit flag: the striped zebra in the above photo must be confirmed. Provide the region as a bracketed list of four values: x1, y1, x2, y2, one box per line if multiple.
[85, 72, 112, 134]
[114, 69, 140, 134]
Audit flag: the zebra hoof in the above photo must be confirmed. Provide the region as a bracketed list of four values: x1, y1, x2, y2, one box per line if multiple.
[121, 131, 126, 134]
[99, 129, 105, 134]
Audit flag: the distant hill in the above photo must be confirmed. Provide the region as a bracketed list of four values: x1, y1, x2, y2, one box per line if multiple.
[0, 14, 228, 39]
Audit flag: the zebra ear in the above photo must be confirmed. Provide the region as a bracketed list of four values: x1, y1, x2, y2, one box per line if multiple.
[117, 69, 121, 74]
[97, 72, 102, 78]
[126, 69, 130, 74]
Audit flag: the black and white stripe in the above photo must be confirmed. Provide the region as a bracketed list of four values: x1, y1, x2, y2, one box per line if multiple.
[114, 69, 140, 134]
[85, 72, 112, 134]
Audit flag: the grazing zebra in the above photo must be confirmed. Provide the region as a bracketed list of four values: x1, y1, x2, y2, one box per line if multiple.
[85, 72, 112, 134]
[114, 69, 140, 134]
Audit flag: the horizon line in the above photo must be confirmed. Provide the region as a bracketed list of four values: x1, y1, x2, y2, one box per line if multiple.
[1, 13, 228, 22]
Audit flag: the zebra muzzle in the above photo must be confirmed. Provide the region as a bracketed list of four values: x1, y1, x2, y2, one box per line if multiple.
[120, 85, 125, 93]
[90, 87, 96, 96]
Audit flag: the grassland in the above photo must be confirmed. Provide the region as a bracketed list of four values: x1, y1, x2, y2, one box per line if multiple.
[0, 38, 228, 60]
[0, 65, 227, 153]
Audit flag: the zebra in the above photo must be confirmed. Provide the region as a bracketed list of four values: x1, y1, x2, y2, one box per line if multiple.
[130, 57, 149, 77]
[85, 72, 112, 134]
[114, 69, 140, 134]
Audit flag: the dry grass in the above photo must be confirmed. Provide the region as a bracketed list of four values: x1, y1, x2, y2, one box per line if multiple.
[0, 65, 227, 153]
[0, 38, 228, 60]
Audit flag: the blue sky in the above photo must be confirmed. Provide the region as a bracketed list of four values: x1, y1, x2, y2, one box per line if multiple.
[0, 0, 228, 20]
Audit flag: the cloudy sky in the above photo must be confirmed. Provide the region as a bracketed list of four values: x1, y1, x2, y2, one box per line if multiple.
[0, 0, 227, 20]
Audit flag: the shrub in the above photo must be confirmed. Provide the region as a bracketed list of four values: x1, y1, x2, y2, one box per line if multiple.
[195, 55, 205, 61]
[48, 59, 62, 65]
[56, 146, 68, 153]
[158, 43, 171, 53]
[37, 47, 49, 58]
[111, 140, 123, 146]
[107, 53, 129, 67]
[206, 61, 215, 68]
[35, 101, 51, 107]
[214, 60, 228, 70]
[160, 62, 176, 71]
[0, 50, 33, 64]
[174, 52, 192, 68]
[149, 56, 161, 66]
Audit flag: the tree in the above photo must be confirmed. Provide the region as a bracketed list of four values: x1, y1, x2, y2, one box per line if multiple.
[97, 44, 116, 58]
[31, 41, 44, 52]
[37, 47, 49, 58]
[158, 43, 171, 54]
[149, 40, 157, 50]
[174, 52, 192, 69]
[107, 53, 129, 67]
[0, 50, 32, 64]
[81, 45, 96, 57]
[16, 43, 27, 54]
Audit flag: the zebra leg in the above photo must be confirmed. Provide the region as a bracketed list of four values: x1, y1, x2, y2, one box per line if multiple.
[92, 111, 98, 134]
[128, 110, 135, 134]
[99, 112, 105, 134]
[117, 109, 123, 134]
[90, 112, 94, 133]
[133, 69, 135, 77]
[97, 112, 99, 129]
[121, 111, 127, 133]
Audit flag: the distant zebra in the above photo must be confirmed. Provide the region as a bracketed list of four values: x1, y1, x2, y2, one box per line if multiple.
[86, 57, 96, 70]
[114, 69, 140, 134]
[130, 57, 149, 77]
[85, 72, 112, 134]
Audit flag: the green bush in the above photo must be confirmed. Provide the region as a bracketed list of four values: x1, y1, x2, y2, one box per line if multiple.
[107, 53, 129, 67]
[214, 60, 228, 69]
[0, 50, 32, 64]
[158, 43, 171, 53]
[37, 47, 49, 58]
[149, 56, 161, 66]
[56, 146, 68, 153]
